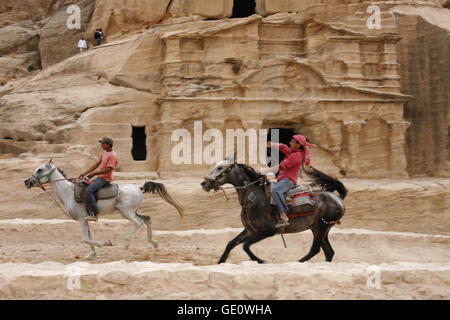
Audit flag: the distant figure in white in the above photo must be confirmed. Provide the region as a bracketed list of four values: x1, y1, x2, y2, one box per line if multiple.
[24, 159, 184, 260]
[77, 37, 88, 52]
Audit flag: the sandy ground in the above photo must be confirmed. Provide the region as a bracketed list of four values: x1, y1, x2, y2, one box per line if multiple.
[0, 220, 449, 266]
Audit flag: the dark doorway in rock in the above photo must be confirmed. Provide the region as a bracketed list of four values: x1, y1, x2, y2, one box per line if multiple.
[231, 0, 256, 18]
[266, 128, 296, 169]
[132, 126, 147, 161]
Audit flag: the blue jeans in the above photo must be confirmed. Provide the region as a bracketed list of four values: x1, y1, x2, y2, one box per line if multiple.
[85, 177, 110, 214]
[271, 178, 295, 214]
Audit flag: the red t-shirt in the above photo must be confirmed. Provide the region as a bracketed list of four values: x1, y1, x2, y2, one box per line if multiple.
[98, 151, 118, 182]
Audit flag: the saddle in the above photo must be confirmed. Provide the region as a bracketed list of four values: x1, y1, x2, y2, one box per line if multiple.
[284, 185, 316, 218]
[74, 181, 118, 203]
[270, 184, 316, 218]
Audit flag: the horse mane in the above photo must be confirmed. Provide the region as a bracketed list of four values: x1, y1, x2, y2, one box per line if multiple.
[57, 167, 67, 179]
[237, 163, 269, 186]
[237, 164, 260, 181]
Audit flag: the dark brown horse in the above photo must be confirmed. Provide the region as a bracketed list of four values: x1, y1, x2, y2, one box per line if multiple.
[201, 155, 347, 264]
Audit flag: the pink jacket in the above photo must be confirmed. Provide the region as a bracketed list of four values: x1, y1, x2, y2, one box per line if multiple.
[272, 143, 304, 183]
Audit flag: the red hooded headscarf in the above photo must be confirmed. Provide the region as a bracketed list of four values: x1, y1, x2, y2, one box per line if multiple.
[292, 135, 318, 166]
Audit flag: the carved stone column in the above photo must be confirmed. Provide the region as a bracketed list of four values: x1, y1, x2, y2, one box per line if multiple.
[326, 121, 343, 156]
[344, 121, 366, 177]
[326, 121, 345, 170]
[387, 120, 411, 178]
[158, 120, 184, 172]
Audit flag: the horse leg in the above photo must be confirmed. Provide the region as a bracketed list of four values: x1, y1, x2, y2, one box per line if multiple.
[242, 229, 276, 264]
[136, 212, 158, 249]
[79, 221, 96, 260]
[218, 229, 249, 264]
[299, 226, 322, 263]
[119, 210, 145, 250]
[79, 221, 113, 260]
[320, 226, 334, 262]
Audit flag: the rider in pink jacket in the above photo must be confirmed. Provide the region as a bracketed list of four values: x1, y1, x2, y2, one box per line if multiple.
[268, 134, 318, 228]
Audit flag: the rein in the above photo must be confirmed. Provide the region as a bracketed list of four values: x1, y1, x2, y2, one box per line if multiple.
[218, 178, 265, 202]
[214, 163, 267, 191]
[40, 187, 71, 218]
[34, 172, 78, 218]
[219, 177, 264, 191]
[36, 178, 71, 191]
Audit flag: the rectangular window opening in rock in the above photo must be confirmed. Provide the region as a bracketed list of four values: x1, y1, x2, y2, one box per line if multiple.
[231, 0, 256, 18]
[132, 126, 147, 161]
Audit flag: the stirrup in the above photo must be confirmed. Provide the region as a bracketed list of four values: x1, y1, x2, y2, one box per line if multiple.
[275, 219, 290, 228]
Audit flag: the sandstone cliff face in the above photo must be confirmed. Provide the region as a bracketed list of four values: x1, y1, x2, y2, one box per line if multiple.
[0, 0, 449, 179]
[0, 0, 95, 81]
[394, 6, 450, 177]
[87, 0, 171, 40]
[0, 20, 43, 84]
[0, 0, 55, 28]
[39, 0, 96, 68]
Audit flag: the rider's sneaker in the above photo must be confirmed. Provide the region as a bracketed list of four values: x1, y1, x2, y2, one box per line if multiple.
[275, 219, 290, 228]
[84, 212, 98, 222]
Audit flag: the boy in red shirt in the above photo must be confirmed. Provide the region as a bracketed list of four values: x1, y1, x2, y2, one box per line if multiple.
[79, 137, 118, 221]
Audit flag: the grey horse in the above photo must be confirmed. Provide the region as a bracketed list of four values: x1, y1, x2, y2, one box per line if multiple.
[201, 155, 347, 264]
[24, 159, 184, 259]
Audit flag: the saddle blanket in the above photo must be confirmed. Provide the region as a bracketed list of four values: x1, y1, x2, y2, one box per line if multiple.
[74, 182, 119, 203]
[286, 193, 315, 208]
[270, 185, 315, 206]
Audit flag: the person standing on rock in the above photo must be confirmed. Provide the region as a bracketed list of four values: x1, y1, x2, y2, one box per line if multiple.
[94, 29, 102, 46]
[265, 135, 318, 228]
[99, 28, 105, 44]
[77, 37, 88, 52]
[78, 137, 118, 221]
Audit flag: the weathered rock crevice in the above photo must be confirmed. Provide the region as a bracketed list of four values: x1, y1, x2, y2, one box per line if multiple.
[394, 9, 450, 177]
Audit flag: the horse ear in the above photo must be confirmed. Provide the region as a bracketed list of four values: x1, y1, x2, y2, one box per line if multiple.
[48, 158, 53, 165]
[233, 152, 237, 164]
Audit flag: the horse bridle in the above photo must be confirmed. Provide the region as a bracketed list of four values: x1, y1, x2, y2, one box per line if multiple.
[206, 164, 236, 190]
[32, 167, 57, 185]
[31, 167, 70, 191]
[209, 163, 266, 191]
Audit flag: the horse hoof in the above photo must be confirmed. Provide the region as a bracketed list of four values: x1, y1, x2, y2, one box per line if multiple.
[104, 240, 113, 246]
[84, 253, 96, 260]
[257, 260, 266, 264]
[150, 241, 158, 249]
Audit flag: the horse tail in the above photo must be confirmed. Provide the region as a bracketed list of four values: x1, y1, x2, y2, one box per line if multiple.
[303, 166, 348, 200]
[141, 182, 184, 217]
